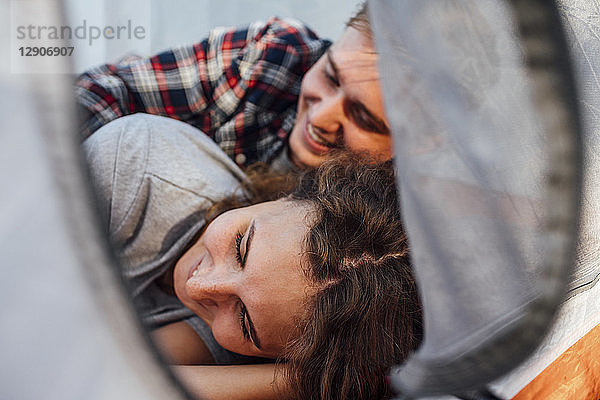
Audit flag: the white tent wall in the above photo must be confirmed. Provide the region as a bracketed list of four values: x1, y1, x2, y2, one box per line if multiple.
[63, 0, 358, 73]
[1, 1, 186, 399]
[491, 0, 600, 396]
[370, 0, 590, 397]
[0, 83, 182, 400]
[1, 0, 597, 399]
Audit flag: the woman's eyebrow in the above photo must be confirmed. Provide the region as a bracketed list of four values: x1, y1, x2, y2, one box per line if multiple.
[242, 220, 261, 348]
[241, 220, 255, 268]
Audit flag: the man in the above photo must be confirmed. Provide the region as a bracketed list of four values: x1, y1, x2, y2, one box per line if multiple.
[75, 2, 392, 171]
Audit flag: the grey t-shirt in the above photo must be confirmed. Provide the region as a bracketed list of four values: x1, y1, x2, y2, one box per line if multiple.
[83, 113, 260, 364]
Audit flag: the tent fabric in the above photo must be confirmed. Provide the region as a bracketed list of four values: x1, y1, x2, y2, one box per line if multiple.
[1, 0, 595, 399]
[512, 323, 600, 400]
[492, 265, 600, 398]
[490, 0, 600, 397]
[370, 0, 582, 396]
[558, 0, 600, 295]
[0, 80, 186, 400]
[0, 2, 188, 399]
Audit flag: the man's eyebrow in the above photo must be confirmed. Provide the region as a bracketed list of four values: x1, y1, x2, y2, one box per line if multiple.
[243, 221, 261, 349]
[327, 48, 390, 135]
[326, 49, 341, 84]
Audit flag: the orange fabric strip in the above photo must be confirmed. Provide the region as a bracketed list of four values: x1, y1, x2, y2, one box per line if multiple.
[513, 323, 600, 400]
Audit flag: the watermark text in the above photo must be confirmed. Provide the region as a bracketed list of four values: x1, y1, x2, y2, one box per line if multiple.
[16, 20, 146, 46]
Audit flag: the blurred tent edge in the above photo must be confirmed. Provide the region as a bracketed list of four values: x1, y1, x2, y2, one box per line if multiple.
[370, 0, 598, 399]
[493, 0, 600, 397]
[0, 1, 189, 399]
[1, 0, 596, 399]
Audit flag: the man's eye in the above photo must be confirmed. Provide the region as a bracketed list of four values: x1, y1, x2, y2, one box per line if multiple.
[235, 232, 244, 266]
[324, 70, 339, 87]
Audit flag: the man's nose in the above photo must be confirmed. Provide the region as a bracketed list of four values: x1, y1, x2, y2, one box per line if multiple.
[309, 93, 344, 136]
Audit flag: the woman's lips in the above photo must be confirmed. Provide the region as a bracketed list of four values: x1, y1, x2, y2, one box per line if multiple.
[302, 119, 334, 155]
[199, 299, 217, 308]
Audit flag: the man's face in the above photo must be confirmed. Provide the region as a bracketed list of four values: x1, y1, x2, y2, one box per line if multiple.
[288, 27, 392, 169]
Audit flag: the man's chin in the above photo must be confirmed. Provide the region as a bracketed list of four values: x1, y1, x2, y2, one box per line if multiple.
[288, 143, 328, 169]
[291, 152, 322, 169]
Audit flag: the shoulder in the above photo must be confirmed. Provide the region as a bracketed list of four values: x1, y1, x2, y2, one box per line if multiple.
[214, 17, 330, 60]
[83, 114, 247, 234]
[84, 113, 247, 191]
[82, 115, 152, 226]
[257, 17, 321, 41]
[252, 17, 331, 55]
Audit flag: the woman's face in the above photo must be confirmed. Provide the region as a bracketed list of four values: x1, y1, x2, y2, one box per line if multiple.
[173, 199, 315, 359]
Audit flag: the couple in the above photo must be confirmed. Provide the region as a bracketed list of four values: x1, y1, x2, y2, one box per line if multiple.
[78, 3, 420, 399]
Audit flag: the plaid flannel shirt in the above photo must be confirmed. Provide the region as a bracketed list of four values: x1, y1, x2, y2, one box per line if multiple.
[75, 17, 330, 168]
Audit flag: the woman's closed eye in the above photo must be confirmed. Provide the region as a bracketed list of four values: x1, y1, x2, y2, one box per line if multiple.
[238, 302, 251, 342]
[234, 220, 255, 268]
[235, 232, 244, 265]
[237, 300, 262, 349]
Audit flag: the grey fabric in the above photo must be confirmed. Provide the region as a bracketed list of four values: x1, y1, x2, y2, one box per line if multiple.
[490, 1, 600, 396]
[371, 0, 581, 396]
[558, 0, 600, 296]
[83, 113, 256, 364]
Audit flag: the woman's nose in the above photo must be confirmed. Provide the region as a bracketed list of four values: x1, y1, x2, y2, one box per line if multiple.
[186, 257, 240, 302]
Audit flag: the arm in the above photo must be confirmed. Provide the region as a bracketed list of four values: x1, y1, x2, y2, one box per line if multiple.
[75, 18, 329, 142]
[172, 364, 292, 400]
[152, 321, 217, 365]
[74, 24, 255, 139]
[153, 321, 291, 399]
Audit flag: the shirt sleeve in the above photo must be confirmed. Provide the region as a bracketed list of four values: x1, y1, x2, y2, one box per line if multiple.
[75, 17, 330, 141]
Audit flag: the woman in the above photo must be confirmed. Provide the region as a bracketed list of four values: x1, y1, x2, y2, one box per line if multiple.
[84, 114, 422, 400]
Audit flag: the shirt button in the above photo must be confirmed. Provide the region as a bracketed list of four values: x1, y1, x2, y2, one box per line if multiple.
[235, 153, 247, 165]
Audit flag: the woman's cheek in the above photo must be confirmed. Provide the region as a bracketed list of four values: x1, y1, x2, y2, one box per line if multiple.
[211, 317, 245, 354]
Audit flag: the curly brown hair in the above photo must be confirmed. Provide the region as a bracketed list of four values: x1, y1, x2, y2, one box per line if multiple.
[206, 153, 422, 400]
[280, 155, 422, 400]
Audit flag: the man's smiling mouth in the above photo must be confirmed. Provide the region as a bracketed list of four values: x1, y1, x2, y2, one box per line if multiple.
[307, 122, 335, 148]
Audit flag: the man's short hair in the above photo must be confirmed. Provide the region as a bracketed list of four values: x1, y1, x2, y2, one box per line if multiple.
[345, 1, 372, 40]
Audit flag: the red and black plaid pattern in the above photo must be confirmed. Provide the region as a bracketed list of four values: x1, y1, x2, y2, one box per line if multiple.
[75, 17, 330, 167]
